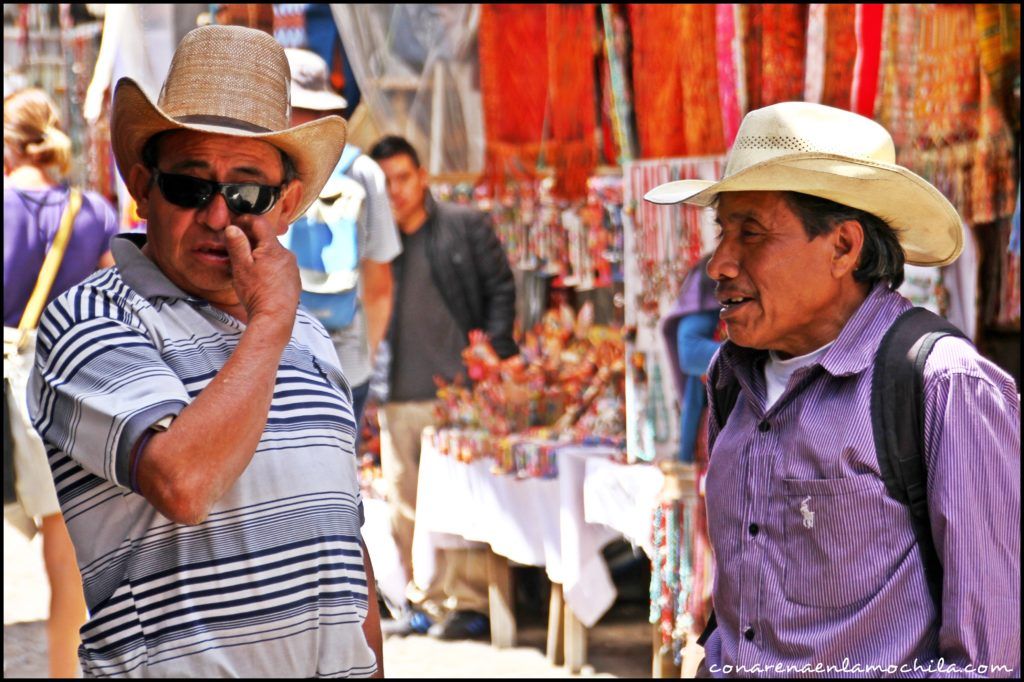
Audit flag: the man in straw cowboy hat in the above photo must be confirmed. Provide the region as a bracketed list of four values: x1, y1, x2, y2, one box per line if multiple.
[646, 101, 1019, 677]
[27, 25, 383, 677]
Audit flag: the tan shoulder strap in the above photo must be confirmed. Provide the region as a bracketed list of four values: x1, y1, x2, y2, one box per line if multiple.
[16, 188, 83, 351]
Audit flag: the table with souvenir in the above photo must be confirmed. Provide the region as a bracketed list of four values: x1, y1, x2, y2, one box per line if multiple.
[409, 300, 631, 669]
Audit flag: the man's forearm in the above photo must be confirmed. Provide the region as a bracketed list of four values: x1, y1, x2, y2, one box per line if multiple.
[360, 260, 393, 362]
[361, 539, 384, 677]
[136, 317, 291, 524]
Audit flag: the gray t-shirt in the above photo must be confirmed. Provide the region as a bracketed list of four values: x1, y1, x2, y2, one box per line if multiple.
[330, 155, 402, 387]
[390, 225, 468, 401]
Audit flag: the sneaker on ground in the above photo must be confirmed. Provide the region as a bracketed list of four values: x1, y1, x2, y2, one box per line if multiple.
[427, 609, 490, 641]
[381, 608, 433, 637]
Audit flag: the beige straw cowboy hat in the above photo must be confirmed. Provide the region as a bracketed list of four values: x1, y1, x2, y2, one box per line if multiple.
[644, 101, 963, 267]
[110, 24, 347, 224]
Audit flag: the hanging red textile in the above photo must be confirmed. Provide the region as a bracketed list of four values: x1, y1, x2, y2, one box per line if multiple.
[853, 4, 885, 117]
[678, 4, 726, 156]
[479, 5, 548, 192]
[479, 4, 596, 201]
[822, 5, 857, 110]
[629, 4, 688, 159]
[761, 4, 809, 106]
[742, 4, 765, 111]
[629, 5, 724, 158]
[546, 4, 598, 199]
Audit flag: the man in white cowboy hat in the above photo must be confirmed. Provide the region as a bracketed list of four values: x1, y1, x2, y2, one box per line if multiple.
[281, 47, 401, 430]
[27, 25, 383, 677]
[646, 101, 1020, 677]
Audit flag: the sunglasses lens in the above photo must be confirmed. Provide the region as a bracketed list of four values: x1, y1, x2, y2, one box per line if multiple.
[159, 173, 213, 208]
[155, 171, 279, 215]
[224, 184, 276, 215]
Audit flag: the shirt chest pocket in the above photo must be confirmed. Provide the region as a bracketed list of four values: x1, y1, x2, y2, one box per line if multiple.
[781, 473, 909, 609]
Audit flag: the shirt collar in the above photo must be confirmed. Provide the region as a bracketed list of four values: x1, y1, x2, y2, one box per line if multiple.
[717, 280, 912, 387]
[817, 282, 911, 377]
[111, 233, 194, 303]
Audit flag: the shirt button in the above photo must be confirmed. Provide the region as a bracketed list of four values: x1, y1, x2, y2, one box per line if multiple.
[744, 626, 756, 641]
[748, 523, 760, 536]
[758, 420, 771, 432]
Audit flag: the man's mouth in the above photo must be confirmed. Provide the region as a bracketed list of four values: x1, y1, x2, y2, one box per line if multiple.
[194, 245, 230, 264]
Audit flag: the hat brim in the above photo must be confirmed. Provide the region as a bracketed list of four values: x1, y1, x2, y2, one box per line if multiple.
[291, 88, 349, 112]
[111, 78, 347, 224]
[644, 153, 963, 267]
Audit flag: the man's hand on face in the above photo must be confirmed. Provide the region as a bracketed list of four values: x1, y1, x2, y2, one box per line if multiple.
[224, 215, 300, 332]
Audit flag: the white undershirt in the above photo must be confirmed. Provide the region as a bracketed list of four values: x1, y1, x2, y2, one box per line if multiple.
[763, 341, 835, 409]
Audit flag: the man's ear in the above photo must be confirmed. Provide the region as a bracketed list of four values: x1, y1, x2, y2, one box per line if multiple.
[274, 179, 304, 235]
[831, 219, 865, 279]
[127, 164, 153, 219]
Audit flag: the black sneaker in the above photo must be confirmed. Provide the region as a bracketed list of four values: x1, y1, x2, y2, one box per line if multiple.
[427, 610, 490, 640]
[381, 608, 433, 637]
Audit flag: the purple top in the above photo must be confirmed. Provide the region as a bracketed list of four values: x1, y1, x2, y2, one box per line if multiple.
[4, 185, 119, 327]
[660, 256, 720, 398]
[704, 283, 1020, 677]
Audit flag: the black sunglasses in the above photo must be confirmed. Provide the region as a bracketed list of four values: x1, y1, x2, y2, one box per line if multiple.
[151, 169, 283, 215]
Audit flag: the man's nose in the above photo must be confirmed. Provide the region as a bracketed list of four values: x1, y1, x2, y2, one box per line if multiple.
[196, 192, 231, 231]
[707, 238, 740, 281]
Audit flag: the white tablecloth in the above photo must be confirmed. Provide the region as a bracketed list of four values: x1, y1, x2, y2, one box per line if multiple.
[581, 457, 664, 558]
[411, 431, 623, 627]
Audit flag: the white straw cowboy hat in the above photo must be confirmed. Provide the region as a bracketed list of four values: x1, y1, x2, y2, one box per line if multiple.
[285, 48, 348, 111]
[644, 102, 963, 267]
[110, 25, 347, 224]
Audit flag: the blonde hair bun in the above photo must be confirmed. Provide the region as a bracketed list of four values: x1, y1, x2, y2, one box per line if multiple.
[4, 88, 72, 175]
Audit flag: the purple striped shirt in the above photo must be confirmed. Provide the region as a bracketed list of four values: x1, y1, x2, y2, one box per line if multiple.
[703, 283, 1020, 678]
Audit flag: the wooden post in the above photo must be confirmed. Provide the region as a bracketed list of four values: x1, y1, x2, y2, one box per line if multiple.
[486, 551, 516, 648]
[680, 630, 704, 678]
[546, 582, 565, 666]
[651, 623, 682, 678]
[563, 603, 587, 673]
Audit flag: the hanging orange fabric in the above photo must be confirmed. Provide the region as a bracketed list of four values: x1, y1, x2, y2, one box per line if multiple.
[629, 5, 724, 158]
[479, 5, 548, 192]
[546, 4, 598, 199]
[822, 4, 857, 110]
[479, 4, 597, 200]
[629, 4, 688, 159]
[761, 4, 808, 106]
[678, 4, 726, 156]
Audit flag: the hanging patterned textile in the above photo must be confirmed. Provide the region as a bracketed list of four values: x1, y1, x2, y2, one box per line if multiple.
[877, 4, 1016, 229]
[821, 4, 858, 110]
[546, 4, 598, 200]
[715, 4, 745, 147]
[601, 4, 637, 164]
[852, 4, 884, 117]
[629, 5, 725, 159]
[803, 4, 826, 104]
[975, 4, 1021, 135]
[272, 4, 308, 48]
[479, 4, 597, 201]
[744, 4, 807, 110]
[629, 5, 688, 159]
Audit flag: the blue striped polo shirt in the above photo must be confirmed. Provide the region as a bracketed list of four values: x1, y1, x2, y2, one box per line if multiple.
[27, 233, 376, 678]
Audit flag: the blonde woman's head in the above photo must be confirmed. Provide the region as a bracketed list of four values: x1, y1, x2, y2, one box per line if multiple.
[4, 87, 72, 176]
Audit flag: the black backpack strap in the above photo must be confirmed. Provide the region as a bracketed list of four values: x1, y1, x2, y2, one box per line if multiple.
[871, 307, 966, 608]
[709, 358, 741, 433]
[696, 609, 717, 647]
[697, 358, 738, 649]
